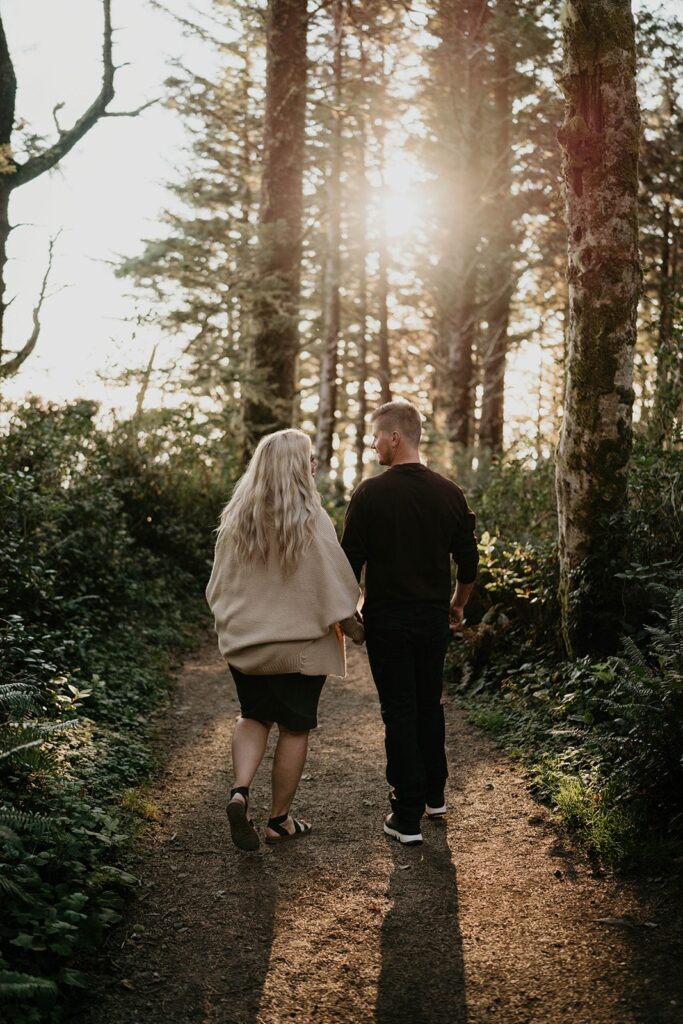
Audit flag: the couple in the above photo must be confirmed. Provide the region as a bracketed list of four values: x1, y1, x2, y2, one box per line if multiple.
[206, 399, 478, 851]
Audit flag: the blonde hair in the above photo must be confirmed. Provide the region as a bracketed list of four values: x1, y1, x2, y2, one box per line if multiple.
[218, 428, 321, 574]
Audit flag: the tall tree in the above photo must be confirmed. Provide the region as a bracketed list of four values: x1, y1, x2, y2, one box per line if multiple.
[243, 0, 308, 445]
[431, 0, 489, 449]
[375, 31, 392, 404]
[316, 0, 345, 473]
[0, 0, 149, 379]
[636, 10, 683, 446]
[354, 32, 370, 478]
[119, 3, 264, 425]
[555, 0, 641, 655]
[478, 0, 515, 453]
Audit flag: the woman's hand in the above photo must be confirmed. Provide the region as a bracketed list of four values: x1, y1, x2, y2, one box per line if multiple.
[339, 615, 365, 645]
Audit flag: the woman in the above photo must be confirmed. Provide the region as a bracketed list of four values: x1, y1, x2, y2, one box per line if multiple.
[206, 428, 363, 852]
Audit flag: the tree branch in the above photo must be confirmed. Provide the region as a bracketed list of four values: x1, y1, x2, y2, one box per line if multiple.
[10, 1, 145, 189]
[0, 233, 58, 379]
[103, 97, 160, 118]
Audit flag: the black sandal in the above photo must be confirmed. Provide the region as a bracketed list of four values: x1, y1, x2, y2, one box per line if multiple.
[265, 812, 312, 845]
[227, 786, 260, 852]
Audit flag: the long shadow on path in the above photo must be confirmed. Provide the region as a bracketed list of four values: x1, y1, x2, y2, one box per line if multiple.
[376, 822, 468, 1024]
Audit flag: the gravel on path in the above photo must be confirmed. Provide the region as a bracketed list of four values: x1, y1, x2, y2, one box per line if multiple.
[79, 643, 683, 1024]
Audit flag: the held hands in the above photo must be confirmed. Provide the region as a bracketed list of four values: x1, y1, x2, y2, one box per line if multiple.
[339, 614, 365, 646]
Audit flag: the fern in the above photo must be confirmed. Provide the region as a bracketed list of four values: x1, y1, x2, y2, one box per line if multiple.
[594, 591, 683, 831]
[0, 808, 59, 837]
[0, 970, 58, 999]
[0, 719, 78, 763]
[0, 873, 29, 900]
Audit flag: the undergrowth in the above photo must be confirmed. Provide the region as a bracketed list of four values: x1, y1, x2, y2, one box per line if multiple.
[446, 441, 683, 871]
[0, 400, 236, 1023]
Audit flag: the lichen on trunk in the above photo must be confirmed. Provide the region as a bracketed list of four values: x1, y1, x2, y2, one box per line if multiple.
[555, 0, 642, 655]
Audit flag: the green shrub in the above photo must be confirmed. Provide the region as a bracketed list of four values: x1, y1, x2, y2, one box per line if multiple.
[0, 399, 239, 1020]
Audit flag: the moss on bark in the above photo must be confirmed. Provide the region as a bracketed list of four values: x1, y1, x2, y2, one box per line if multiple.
[555, 0, 642, 656]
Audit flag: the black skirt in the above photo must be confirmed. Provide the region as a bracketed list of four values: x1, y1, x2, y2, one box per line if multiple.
[228, 664, 326, 732]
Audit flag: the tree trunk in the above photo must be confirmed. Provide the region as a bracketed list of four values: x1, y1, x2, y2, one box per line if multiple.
[316, 0, 344, 473]
[355, 37, 369, 481]
[479, 1, 514, 454]
[434, 0, 487, 449]
[243, 0, 308, 446]
[375, 45, 391, 405]
[650, 202, 681, 445]
[555, 0, 641, 656]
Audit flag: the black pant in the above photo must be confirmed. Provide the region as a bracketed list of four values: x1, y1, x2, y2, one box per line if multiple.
[364, 603, 451, 832]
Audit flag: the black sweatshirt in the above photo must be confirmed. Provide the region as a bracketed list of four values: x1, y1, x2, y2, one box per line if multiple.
[340, 463, 479, 611]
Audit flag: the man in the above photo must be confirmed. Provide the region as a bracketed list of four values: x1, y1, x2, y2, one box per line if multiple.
[341, 399, 478, 845]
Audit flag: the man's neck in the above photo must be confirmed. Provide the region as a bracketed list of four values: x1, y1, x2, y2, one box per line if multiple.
[389, 450, 422, 467]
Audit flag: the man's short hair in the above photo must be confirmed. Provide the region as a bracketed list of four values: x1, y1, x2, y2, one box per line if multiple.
[371, 400, 422, 446]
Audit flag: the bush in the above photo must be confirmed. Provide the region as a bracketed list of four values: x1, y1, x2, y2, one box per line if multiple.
[445, 442, 683, 868]
[0, 399, 239, 1021]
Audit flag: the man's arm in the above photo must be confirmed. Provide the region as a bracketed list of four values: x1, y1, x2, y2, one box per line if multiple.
[340, 485, 368, 583]
[449, 580, 475, 632]
[449, 499, 479, 632]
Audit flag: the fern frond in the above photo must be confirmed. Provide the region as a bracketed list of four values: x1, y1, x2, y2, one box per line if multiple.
[0, 718, 78, 762]
[0, 873, 29, 900]
[0, 970, 58, 998]
[0, 808, 59, 836]
[621, 634, 649, 674]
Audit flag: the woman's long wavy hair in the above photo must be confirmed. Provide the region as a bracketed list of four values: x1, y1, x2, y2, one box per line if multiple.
[218, 429, 321, 574]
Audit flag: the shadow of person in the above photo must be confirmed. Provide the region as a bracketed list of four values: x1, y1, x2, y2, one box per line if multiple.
[376, 822, 468, 1024]
[199, 851, 278, 1024]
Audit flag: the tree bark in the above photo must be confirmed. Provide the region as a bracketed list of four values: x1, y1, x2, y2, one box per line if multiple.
[355, 35, 369, 481]
[316, 0, 344, 473]
[479, 0, 514, 454]
[555, 0, 642, 656]
[650, 201, 681, 445]
[434, 0, 488, 449]
[244, 0, 308, 445]
[375, 41, 391, 405]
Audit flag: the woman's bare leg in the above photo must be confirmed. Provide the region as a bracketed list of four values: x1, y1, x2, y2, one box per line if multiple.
[267, 725, 310, 835]
[231, 716, 272, 816]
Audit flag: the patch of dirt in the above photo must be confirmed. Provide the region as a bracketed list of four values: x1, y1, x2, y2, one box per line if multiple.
[79, 643, 683, 1024]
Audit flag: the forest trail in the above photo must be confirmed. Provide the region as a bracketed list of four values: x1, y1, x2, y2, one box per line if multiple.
[80, 643, 683, 1024]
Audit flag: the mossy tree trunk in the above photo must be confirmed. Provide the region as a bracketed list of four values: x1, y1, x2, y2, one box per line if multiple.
[316, 0, 344, 474]
[650, 199, 681, 446]
[244, 0, 308, 446]
[555, 0, 642, 656]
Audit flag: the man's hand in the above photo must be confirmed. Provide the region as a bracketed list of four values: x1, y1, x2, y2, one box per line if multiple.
[449, 580, 474, 633]
[449, 602, 465, 633]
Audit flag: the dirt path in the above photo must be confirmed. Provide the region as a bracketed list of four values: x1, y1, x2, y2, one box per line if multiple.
[80, 643, 683, 1024]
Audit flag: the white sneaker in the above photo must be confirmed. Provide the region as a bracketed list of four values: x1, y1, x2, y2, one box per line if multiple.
[383, 814, 423, 845]
[425, 803, 447, 819]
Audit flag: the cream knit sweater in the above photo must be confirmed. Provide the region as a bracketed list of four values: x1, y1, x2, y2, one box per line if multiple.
[206, 505, 360, 677]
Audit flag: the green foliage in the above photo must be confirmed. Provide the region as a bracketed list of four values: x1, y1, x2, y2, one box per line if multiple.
[0, 399, 238, 1021]
[447, 443, 683, 868]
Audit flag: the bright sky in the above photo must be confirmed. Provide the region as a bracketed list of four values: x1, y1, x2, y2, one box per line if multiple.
[1, 0, 675, 433]
[2, 0, 214, 412]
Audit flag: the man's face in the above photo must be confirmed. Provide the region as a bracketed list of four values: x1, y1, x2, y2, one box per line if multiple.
[371, 423, 395, 466]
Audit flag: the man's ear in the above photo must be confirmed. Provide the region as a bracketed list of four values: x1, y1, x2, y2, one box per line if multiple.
[392, 431, 401, 446]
